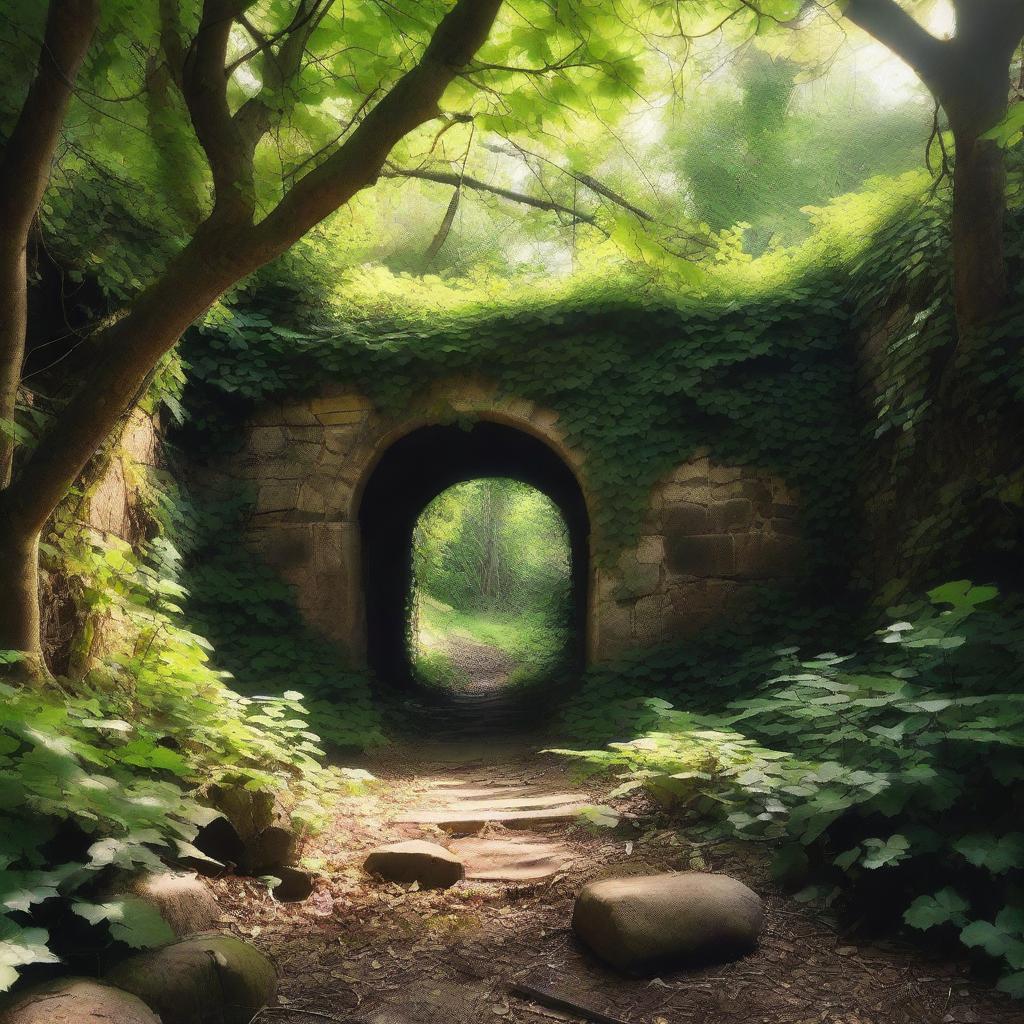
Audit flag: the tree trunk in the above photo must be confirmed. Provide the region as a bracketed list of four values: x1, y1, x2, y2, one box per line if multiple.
[950, 131, 1009, 345]
[0, 0, 504, 664]
[842, 0, 1024, 338]
[0, 237, 236, 661]
[0, 527, 41, 668]
[0, 239, 27, 487]
[0, 0, 100, 485]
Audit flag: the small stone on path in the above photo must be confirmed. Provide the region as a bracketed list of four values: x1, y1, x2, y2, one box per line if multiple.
[364, 839, 465, 888]
[272, 865, 315, 902]
[116, 871, 220, 937]
[572, 872, 763, 972]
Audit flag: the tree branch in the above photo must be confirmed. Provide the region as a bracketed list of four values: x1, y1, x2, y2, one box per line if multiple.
[3, 0, 506, 536]
[178, 0, 259, 223]
[381, 166, 598, 224]
[247, 0, 504, 260]
[842, 0, 950, 93]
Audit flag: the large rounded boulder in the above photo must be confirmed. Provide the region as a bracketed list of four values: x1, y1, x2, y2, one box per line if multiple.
[0, 978, 159, 1024]
[572, 871, 763, 972]
[104, 933, 277, 1024]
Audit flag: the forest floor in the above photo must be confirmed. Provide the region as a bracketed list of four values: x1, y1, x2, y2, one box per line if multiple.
[206, 732, 1024, 1024]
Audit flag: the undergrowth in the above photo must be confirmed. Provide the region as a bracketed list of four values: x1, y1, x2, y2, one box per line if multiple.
[553, 581, 1024, 996]
[166, 486, 384, 750]
[0, 430, 376, 991]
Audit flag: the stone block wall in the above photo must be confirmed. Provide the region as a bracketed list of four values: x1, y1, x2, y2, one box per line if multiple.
[200, 379, 806, 664]
[593, 453, 803, 656]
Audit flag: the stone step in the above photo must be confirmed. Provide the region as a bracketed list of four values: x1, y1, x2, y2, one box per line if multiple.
[426, 786, 543, 801]
[395, 803, 589, 833]
[433, 793, 584, 812]
[450, 832, 575, 882]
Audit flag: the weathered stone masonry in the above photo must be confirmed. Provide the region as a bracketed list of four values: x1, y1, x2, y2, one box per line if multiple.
[202, 379, 805, 664]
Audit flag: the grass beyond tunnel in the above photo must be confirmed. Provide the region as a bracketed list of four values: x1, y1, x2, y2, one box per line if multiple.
[413, 594, 569, 692]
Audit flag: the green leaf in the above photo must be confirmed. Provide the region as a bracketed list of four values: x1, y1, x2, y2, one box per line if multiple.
[997, 972, 1024, 998]
[953, 834, 1024, 874]
[0, 917, 59, 992]
[833, 846, 862, 871]
[861, 834, 910, 869]
[578, 805, 619, 828]
[959, 919, 1024, 959]
[927, 580, 997, 611]
[904, 888, 969, 931]
[71, 898, 175, 950]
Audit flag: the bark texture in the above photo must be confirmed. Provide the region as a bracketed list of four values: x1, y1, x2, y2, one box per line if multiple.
[0, 0, 100, 487]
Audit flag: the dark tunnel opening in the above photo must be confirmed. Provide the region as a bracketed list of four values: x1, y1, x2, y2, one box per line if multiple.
[358, 421, 590, 694]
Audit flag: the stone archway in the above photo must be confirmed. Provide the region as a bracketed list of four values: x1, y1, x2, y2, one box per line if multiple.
[206, 376, 807, 672]
[358, 420, 590, 688]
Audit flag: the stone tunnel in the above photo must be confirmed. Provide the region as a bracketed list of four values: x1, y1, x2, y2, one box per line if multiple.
[200, 378, 804, 677]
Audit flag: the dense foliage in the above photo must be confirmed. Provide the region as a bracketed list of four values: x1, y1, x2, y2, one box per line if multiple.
[170, 489, 384, 749]
[2, 0, 1021, 1003]
[0, 475, 366, 990]
[555, 582, 1024, 995]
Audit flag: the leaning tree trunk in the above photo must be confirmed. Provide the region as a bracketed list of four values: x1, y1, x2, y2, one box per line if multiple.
[0, 0, 504, 668]
[0, 238, 235, 660]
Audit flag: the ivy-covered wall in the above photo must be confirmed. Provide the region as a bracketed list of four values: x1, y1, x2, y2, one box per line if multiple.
[848, 204, 1024, 596]
[192, 378, 809, 663]
[178, 283, 865, 673]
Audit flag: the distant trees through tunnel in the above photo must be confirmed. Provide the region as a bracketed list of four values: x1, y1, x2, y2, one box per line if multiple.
[358, 422, 590, 694]
[409, 478, 572, 694]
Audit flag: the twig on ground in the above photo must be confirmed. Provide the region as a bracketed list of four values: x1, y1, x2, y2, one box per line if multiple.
[509, 981, 633, 1024]
[249, 1008, 369, 1024]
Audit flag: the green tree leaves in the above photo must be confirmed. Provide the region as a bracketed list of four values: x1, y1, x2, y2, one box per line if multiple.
[904, 888, 969, 930]
[953, 834, 1024, 874]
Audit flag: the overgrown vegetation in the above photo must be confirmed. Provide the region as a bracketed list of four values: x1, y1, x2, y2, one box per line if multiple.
[1, 0, 1022, 1005]
[554, 581, 1024, 995]
[0, 472, 369, 989]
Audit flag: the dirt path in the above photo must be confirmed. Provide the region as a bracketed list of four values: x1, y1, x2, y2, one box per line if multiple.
[212, 738, 1021, 1024]
[410, 633, 543, 739]
[443, 631, 516, 694]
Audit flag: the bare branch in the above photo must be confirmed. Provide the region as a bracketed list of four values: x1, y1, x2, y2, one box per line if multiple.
[382, 166, 599, 224]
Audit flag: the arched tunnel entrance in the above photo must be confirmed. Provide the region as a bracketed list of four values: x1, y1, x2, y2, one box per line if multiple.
[358, 421, 590, 703]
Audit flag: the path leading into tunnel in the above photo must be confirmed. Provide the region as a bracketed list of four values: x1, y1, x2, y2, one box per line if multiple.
[212, 737, 1018, 1024]
[412, 627, 542, 739]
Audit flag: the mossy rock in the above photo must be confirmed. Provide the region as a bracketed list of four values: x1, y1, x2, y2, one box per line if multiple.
[104, 933, 277, 1024]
